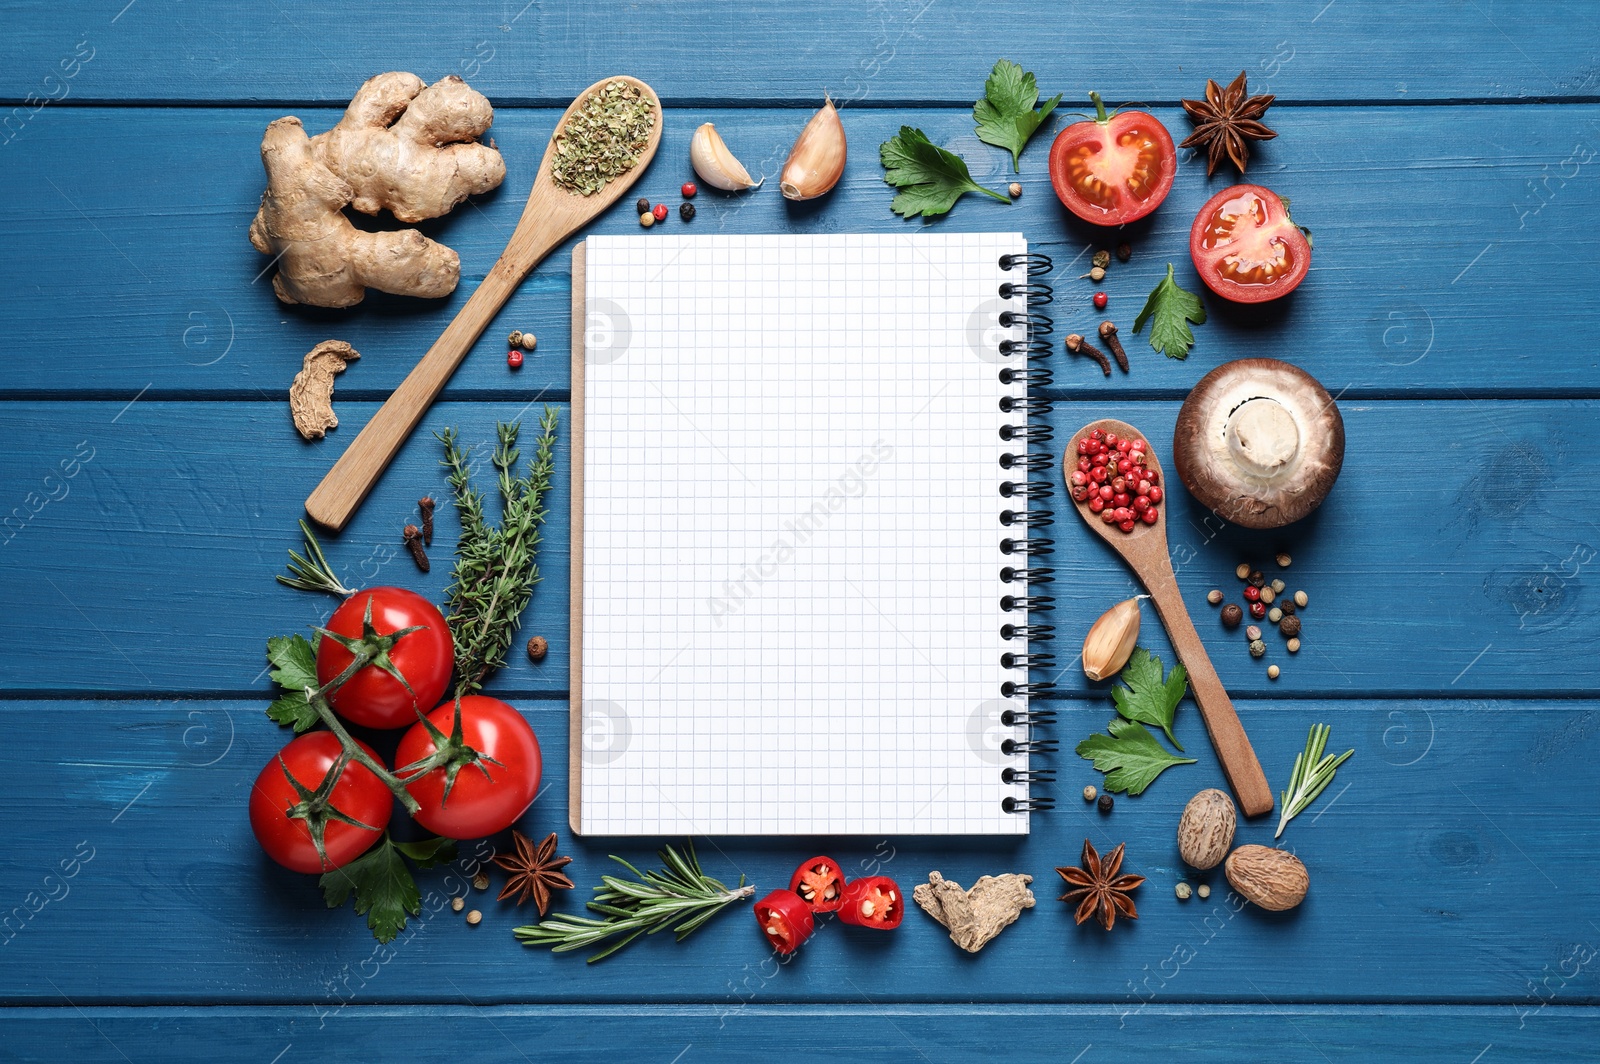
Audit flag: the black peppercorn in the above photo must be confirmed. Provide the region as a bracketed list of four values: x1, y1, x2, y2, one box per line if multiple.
[679, 201, 696, 222]
[1248, 569, 1266, 588]
[1115, 242, 1132, 262]
[635, 197, 651, 217]
[1097, 793, 1114, 814]
[1221, 603, 1243, 629]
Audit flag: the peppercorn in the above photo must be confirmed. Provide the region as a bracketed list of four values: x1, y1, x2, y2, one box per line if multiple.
[1249, 601, 1267, 620]
[1235, 563, 1251, 580]
[1083, 784, 1097, 803]
[1008, 181, 1022, 198]
[681, 182, 697, 198]
[1248, 639, 1266, 658]
[521, 332, 538, 351]
[1259, 587, 1275, 604]
[1115, 242, 1132, 262]
[1221, 603, 1243, 628]
[527, 636, 548, 662]
[507, 349, 524, 369]
[1268, 607, 1283, 623]
[1287, 637, 1301, 653]
[1245, 624, 1262, 641]
[1279, 615, 1302, 638]
[1175, 882, 1192, 900]
[635, 197, 651, 216]
[1294, 590, 1309, 608]
[1093, 291, 1108, 310]
[508, 330, 524, 347]
[1098, 794, 1114, 814]
[1267, 664, 1281, 680]
[1207, 589, 1224, 605]
[466, 909, 482, 925]
[680, 201, 696, 221]
[473, 872, 489, 891]
[451, 897, 465, 912]
[653, 203, 669, 222]
[1270, 578, 1286, 594]
[1242, 585, 1261, 603]
[1196, 883, 1210, 899]
[1278, 599, 1296, 617]
[1248, 569, 1266, 588]
[639, 211, 655, 228]
[1092, 249, 1111, 269]
[1088, 266, 1106, 282]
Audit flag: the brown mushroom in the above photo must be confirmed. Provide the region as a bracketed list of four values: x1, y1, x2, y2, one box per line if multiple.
[1172, 358, 1344, 529]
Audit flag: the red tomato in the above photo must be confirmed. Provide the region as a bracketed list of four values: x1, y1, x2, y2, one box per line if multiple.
[397, 695, 542, 839]
[316, 588, 454, 730]
[837, 875, 903, 930]
[754, 889, 815, 954]
[789, 856, 846, 913]
[249, 731, 391, 874]
[1049, 92, 1176, 226]
[1189, 183, 1311, 303]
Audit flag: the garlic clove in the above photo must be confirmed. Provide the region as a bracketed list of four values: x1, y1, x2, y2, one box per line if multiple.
[1082, 596, 1143, 681]
[780, 96, 846, 201]
[690, 122, 760, 191]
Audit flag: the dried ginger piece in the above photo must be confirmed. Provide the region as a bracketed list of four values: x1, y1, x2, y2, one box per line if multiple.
[290, 340, 360, 440]
[912, 870, 1034, 953]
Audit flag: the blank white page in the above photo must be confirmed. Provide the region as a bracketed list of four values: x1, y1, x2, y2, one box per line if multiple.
[579, 233, 1033, 835]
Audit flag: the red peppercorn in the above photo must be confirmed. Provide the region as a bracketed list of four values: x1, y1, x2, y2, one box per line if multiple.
[653, 203, 669, 222]
[1148, 486, 1163, 503]
[1249, 601, 1267, 619]
[1141, 507, 1159, 525]
[1093, 291, 1109, 310]
[1119, 518, 1136, 532]
[1078, 458, 1092, 473]
[507, 349, 524, 369]
[682, 182, 697, 198]
[1089, 497, 1105, 513]
[1242, 585, 1261, 603]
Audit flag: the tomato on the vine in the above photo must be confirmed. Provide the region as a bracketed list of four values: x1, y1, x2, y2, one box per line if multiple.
[316, 588, 454, 730]
[1188, 183, 1311, 303]
[1049, 92, 1176, 226]
[249, 731, 392, 874]
[397, 695, 542, 839]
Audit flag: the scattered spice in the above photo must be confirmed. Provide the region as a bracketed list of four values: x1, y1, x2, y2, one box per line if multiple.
[466, 909, 483, 925]
[1093, 291, 1109, 310]
[1235, 563, 1251, 580]
[1267, 664, 1281, 680]
[452, 896, 465, 912]
[1008, 181, 1022, 198]
[1098, 321, 1129, 372]
[1083, 784, 1097, 802]
[1180, 70, 1277, 177]
[1057, 839, 1144, 930]
[681, 182, 697, 198]
[521, 333, 538, 352]
[913, 870, 1035, 953]
[1197, 883, 1210, 899]
[1065, 333, 1111, 376]
[1279, 615, 1302, 638]
[1287, 637, 1301, 653]
[473, 872, 490, 891]
[1087, 266, 1107, 282]
[652, 203, 668, 222]
[1275, 552, 1292, 567]
[634, 198, 650, 216]
[639, 211, 655, 228]
[1221, 603, 1243, 628]
[1295, 590, 1309, 608]
[1175, 881, 1192, 900]
[1270, 578, 1286, 594]
[1247, 570, 1266, 588]
[1245, 625, 1262, 641]
[1249, 602, 1267, 620]
[1116, 242, 1132, 263]
[679, 202, 696, 221]
[402, 524, 429, 572]
[1243, 585, 1261, 603]
[1260, 587, 1276, 605]
[418, 496, 435, 546]
[1248, 639, 1266, 658]
[1092, 249, 1111, 270]
[1098, 793, 1114, 814]
[1206, 589, 1224, 605]
[1268, 607, 1283, 623]
[527, 635, 549, 661]
[508, 330, 525, 347]
[507, 349, 525, 369]
[495, 830, 575, 916]
[552, 80, 657, 197]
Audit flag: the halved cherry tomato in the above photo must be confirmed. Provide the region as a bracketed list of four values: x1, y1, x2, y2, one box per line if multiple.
[789, 856, 846, 913]
[1049, 92, 1176, 226]
[837, 875, 903, 930]
[754, 889, 815, 954]
[1188, 183, 1311, 304]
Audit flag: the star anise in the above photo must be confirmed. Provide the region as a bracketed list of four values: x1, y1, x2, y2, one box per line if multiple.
[1180, 71, 1277, 177]
[494, 830, 574, 916]
[1057, 838, 1145, 930]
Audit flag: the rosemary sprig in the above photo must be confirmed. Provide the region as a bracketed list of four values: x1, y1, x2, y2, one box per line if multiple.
[277, 519, 355, 598]
[513, 841, 754, 963]
[1275, 722, 1354, 839]
[437, 409, 559, 694]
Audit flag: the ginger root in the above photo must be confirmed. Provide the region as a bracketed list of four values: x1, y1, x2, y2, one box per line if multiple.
[290, 340, 360, 440]
[310, 72, 505, 222]
[250, 117, 460, 307]
[913, 870, 1034, 953]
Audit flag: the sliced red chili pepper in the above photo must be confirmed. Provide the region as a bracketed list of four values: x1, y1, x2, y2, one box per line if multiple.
[788, 856, 846, 913]
[837, 875, 903, 930]
[753, 888, 815, 954]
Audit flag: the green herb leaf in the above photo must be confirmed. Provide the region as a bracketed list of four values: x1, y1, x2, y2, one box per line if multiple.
[265, 633, 320, 732]
[320, 834, 424, 944]
[880, 126, 1011, 219]
[1076, 717, 1197, 796]
[973, 59, 1062, 172]
[1111, 647, 1188, 751]
[1132, 263, 1207, 360]
[394, 835, 458, 870]
[1275, 723, 1354, 838]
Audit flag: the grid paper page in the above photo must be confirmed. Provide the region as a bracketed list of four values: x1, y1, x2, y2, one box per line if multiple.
[580, 233, 1033, 835]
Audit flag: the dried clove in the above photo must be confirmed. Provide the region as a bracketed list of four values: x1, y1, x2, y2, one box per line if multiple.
[1065, 333, 1111, 376]
[403, 524, 430, 572]
[418, 496, 435, 546]
[1098, 321, 1130, 373]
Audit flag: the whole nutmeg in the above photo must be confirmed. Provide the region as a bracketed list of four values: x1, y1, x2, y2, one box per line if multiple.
[1279, 615, 1302, 639]
[1177, 788, 1237, 870]
[1221, 603, 1243, 629]
[1225, 845, 1309, 911]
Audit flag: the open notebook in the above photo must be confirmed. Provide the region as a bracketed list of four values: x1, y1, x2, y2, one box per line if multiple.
[569, 233, 1056, 836]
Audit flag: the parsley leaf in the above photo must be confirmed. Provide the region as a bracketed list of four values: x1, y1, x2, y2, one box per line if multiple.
[1075, 717, 1197, 796]
[1111, 647, 1188, 751]
[973, 59, 1062, 172]
[265, 633, 320, 732]
[880, 126, 1011, 219]
[320, 833, 455, 943]
[1132, 263, 1207, 360]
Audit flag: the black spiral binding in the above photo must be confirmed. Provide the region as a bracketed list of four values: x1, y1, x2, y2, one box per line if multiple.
[996, 251, 1057, 815]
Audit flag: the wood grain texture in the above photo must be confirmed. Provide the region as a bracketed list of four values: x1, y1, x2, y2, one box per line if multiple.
[3, 0, 1599, 103]
[1, 1004, 1595, 1062]
[2, 104, 1599, 401]
[1, 398, 1592, 698]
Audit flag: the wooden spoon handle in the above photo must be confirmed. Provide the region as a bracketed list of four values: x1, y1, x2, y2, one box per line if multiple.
[304, 254, 534, 531]
[1140, 553, 1275, 817]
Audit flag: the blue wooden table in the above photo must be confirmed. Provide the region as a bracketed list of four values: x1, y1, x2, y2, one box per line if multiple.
[3, 2, 1598, 1059]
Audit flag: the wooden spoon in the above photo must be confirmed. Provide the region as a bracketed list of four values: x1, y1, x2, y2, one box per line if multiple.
[306, 75, 663, 531]
[1065, 419, 1274, 818]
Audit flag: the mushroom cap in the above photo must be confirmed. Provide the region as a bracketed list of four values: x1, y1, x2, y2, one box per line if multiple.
[1172, 358, 1344, 529]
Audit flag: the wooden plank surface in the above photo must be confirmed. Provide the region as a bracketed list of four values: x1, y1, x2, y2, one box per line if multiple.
[1, 699, 1595, 1005]
[2, 105, 1597, 401]
[3, 0, 1599, 103]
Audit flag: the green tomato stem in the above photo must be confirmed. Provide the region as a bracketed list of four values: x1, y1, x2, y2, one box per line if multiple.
[1090, 91, 1109, 123]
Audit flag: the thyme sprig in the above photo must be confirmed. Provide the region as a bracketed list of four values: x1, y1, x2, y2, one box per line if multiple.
[513, 841, 754, 963]
[1275, 722, 1354, 839]
[438, 409, 559, 695]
